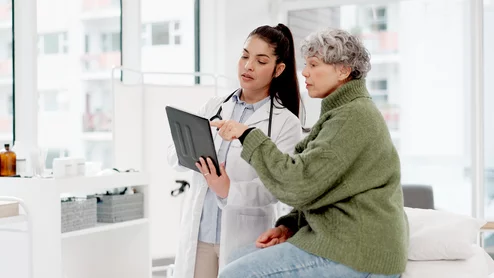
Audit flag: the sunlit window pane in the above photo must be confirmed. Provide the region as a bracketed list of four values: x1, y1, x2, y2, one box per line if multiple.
[37, 0, 121, 168]
[483, 0, 494, 256]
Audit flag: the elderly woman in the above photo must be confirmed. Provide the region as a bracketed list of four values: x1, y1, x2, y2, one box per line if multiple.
[211, 28, 408, 278]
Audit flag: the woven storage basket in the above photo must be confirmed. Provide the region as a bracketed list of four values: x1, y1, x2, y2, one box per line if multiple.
[61, 198, 97, 233]
[97, 192, 144, 223]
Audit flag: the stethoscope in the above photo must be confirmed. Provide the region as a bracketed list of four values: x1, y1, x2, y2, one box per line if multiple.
[209, 90, 274, 137]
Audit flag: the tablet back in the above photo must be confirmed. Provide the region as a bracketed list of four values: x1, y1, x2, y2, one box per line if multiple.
[165, 106, 220, 175]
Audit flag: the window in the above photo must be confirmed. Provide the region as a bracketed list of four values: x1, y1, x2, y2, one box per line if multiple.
[37, 0, 121, 169]
[38, 32, 68, 55]
[140, 1, 195, 84]
[287, 7, 341, 70]
[101, 32, 120, 52]
[152, 22, 170, 45]
[43, 33, 60, 54]
[142, 21, 182, 46]
[83, 86, 112, 132]
[370, 80, 388, 90]
[484, 0, 494, 251]
[40, 90, 69, 112]
[7, 95, 12, 115]
[0, 91, 13, 116]
[367, 7, 387, 31]
[6, 42, 12, 59]
[84, 34, 90, 53]
[287, 1, 471, 219]
[369, 79, 389, 103]
[174, 21, 181, 45]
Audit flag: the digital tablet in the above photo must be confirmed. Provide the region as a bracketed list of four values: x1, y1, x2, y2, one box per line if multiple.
[165, 106, 220, 176]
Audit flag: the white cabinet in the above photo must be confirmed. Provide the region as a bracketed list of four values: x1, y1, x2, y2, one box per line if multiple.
[0, 173, 151, 278]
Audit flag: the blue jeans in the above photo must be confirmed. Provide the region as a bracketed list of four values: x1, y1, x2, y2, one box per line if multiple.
[219, 243, 401, 278]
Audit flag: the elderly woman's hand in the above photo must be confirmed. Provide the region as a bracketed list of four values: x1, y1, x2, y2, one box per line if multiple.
[210, 120, 249, 141]
[256, 225, 294, 248]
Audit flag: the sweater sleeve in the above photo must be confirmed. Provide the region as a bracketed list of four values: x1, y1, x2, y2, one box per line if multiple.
[241, 111, 374, 211]
[275, 209, 307, 234]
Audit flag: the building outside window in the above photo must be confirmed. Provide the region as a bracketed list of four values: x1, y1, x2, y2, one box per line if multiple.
[367, 7, 387, 31]
[37, 0, 122, 168]
[101, 32, 120, 52]
[142, 21, 182, 46]
[40, 90, 69, 112]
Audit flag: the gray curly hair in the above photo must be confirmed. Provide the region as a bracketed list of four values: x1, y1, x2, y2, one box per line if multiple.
[300, 28, 371, 79]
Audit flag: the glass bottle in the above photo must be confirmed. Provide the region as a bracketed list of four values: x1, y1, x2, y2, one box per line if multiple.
[0, 144, 16, 177]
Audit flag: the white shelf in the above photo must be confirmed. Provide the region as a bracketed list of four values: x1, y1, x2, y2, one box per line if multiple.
[62, 218, 149, 239]
[0, 215, 27, 226]
[55, 172, 150, 194]
[0, 173, 149, 196]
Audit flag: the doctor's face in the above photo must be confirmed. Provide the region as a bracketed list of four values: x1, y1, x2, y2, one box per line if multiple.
[238, 36, 277, 93]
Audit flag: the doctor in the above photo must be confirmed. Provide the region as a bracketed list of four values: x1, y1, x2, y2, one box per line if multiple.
[167, 23, 303, 278]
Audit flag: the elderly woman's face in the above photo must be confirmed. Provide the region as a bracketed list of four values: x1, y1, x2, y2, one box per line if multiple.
[302, 56, 350, 99]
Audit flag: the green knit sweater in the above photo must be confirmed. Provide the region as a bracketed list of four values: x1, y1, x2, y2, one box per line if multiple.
[241, 79, 408, 275]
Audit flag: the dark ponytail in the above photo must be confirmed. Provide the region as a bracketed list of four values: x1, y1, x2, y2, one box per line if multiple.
[248, 23, 300, 118]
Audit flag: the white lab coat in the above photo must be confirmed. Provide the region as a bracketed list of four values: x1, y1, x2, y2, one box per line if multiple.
[168, 93, 303, 278]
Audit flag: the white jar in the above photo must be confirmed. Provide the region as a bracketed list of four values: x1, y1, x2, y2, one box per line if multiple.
[72, 158, 86, 176]
[53, 157, 73, 178]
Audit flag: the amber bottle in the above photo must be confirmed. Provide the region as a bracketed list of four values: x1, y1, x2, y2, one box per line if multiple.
[0, 144, 16, 177]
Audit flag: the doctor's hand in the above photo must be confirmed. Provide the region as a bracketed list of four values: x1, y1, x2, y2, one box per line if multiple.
[196, 157, 230, 198]
[256, 225, 294, 248]
[210, 120, 249, 141]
